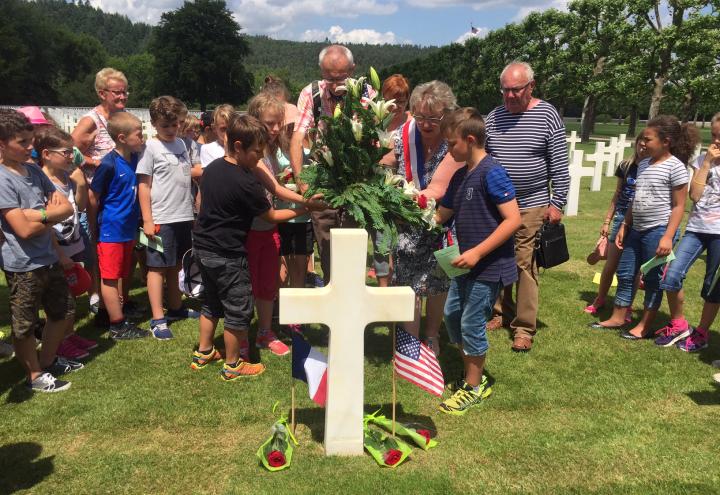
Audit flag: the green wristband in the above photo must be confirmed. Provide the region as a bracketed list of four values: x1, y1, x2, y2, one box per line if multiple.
[40, 208, 48, 224]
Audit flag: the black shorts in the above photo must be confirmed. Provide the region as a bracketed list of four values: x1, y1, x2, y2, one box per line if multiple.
[4, 264, 75, 339]
[194, 249, 253, 330]
[278, 222, 314, 256]
[145, 221, 193, 268]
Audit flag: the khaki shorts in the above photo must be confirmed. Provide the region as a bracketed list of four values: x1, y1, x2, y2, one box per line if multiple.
[4, 264, 75, 339]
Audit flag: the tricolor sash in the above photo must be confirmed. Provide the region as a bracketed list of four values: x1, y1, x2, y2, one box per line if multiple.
[402, 119, 426, 190]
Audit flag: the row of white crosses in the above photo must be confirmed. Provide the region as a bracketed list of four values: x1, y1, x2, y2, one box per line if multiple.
[565, 131, 632, 217]
[46, 107, 158, 140]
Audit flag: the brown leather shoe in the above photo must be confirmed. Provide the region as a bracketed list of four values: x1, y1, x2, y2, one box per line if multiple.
[511, 335, 533, 352]
[487, 315, 504, 331]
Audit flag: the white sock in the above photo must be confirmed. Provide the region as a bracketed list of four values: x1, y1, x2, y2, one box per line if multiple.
[89, 293, 100, 305]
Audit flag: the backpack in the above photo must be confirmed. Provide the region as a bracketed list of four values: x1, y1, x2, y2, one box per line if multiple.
[179, 249, 204, 298]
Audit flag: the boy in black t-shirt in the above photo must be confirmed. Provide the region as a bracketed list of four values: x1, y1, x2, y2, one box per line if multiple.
[191, 114, 308, 380]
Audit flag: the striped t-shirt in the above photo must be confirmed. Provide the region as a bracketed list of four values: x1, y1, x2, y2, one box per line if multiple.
[632, 155, 689, 232]
[485, 101, 570, 210]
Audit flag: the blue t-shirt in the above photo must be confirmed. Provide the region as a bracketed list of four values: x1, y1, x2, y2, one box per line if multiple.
[0, 163, 59, 272]
[90, 150, 140, 243]
[614, 160, 638, 214]
[441, 155, 518, 285]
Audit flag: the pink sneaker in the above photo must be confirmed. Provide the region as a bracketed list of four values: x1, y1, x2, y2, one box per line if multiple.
[287, 324, 303, 334]
[256, 330, 290, 356]
[67, 333, 98, 350]
[57, 338, 89, 360]
[583, 298, 605, 315]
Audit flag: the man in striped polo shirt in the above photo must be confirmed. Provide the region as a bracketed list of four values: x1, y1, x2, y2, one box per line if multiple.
[485, 61, 570, 352]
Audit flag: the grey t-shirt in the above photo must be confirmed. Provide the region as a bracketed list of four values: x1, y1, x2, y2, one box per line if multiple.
[136, 138, 194, 224]
[0, 163, 59, 272]
[632, 155, 689, 232]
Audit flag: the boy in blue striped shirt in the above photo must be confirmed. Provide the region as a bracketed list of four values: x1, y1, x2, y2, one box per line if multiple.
[434, 108, 521, 415]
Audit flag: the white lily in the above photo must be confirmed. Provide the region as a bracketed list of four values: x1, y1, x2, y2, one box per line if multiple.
[421, 197, 438, 230]
[377, 129, 393, 149]
[367, 98, 396, 123]
[402, 180, 419, 198]
[351, 119, 363, 142]
[369, 67, 381, 91]
[320, 149, 334, 167]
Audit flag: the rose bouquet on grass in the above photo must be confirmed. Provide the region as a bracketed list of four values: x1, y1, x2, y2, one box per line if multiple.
[364, 411, 438, 451]
[256, 409, 298, 472]
[300, 67, 435, 254]
[363, 424, 413, 468]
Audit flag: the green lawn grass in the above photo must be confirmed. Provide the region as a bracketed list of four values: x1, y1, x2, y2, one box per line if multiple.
[1, 176, 720, 494]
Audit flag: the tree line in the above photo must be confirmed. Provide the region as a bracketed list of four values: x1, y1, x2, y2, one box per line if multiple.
[383, 0, 720, 140]
[0, 0, 436, 110]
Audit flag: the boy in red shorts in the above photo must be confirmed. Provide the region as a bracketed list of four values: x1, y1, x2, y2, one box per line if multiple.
[88, 112, 149, 339]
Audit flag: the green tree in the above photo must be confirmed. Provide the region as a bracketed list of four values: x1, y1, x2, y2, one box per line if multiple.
[150, 0, 252, 110]
[108, 52, 157, 108]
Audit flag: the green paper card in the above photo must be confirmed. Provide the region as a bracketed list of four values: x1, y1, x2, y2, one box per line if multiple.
[137, 228, 164, 253]
[433, 244, 470, 279]
[640, 251, 675, 275]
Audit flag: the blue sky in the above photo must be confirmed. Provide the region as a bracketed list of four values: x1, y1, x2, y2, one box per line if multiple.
[90, 0, 567, 46]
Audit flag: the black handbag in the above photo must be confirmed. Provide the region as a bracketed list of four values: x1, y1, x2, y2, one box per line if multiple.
[534, 222, 569, 269]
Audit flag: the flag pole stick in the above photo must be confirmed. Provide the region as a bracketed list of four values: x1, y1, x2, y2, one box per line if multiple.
[391, 323, 397, 438]
[291, 380, 296, 435]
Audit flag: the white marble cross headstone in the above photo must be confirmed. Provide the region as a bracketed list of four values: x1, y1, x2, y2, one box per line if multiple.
[566, 149, 593, 216]
[585, 142, 607, 192]
[566, 130, 581, 158]
[605, 137, 619, 177]
[279, 228, 415, 456]
[615, 133, 632, 167]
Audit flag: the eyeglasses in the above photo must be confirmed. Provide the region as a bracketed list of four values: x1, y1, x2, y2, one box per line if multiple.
[500, 80, 533, 95]
[48, 148, 73, 158]
[322, 76, 348, 85]
[104, 88, 129, 97]
[413, 114, 444, 126]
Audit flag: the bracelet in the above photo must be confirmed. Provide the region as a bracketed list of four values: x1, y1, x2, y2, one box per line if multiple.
[693, 179, 707, 186]
[603, 220, 610, 225]
[40, 208, 48, 224]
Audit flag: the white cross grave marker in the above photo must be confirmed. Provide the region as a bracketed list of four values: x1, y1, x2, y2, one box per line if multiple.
[585, 142, 607, 192]
[615, 133, 632, 168]
[566, 130, 581, 158]
[605, 137, 618, 177]
[279, 228, 415, 456]
[566, 149, 594, 216]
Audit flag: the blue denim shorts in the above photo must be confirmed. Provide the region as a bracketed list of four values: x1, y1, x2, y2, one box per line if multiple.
[607, 210, 626, 244]
[443, 275, 502, 357]
[659, 230, 720, 303]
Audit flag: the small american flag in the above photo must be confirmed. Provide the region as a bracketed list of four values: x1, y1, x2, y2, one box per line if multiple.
[394, 327, 444, 397]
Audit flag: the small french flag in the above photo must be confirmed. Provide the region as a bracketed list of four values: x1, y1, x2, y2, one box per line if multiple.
[291, 333, 328, 407]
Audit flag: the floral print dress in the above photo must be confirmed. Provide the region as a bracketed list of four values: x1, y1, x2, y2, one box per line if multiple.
[392, 135, 451, 296]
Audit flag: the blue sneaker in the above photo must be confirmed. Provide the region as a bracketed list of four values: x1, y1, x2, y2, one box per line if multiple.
[166, 307, 200, 322]
[151, 320, 174, 340]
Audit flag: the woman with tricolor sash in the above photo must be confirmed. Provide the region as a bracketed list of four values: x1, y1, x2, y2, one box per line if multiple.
[382, 81, 464, 356]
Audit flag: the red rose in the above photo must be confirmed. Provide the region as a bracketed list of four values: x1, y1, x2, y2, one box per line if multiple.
[417, 194, 428, 209]
[267, 449, 286, 467]
[384, 448, 402, 466]
[416, 429, 431, 445]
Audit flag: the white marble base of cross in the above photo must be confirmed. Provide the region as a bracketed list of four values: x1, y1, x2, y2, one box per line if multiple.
[566, 130, 581, 158]
[566, 149, 594, 216]
[585, 142, 608, 192]
[279, 228, 415, 456]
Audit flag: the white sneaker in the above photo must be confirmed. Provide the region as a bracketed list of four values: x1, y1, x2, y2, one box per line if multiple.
[27, 372, 71, 393]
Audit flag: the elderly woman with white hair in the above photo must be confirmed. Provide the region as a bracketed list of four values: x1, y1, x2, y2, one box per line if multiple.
[382, 80, 464, 355]
[71, 67, 130, 315]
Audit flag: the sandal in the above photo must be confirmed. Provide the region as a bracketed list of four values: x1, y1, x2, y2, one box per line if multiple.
[583, 298, 605, 315]
[511, 335, 533, 353]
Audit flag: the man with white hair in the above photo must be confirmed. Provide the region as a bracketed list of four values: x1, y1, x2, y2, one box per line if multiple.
[485, 61, 570, 352]
[289, 45, 374, 284]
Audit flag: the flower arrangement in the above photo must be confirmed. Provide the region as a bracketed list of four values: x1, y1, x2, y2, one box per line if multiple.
[363, 425, 413, 468]
[256, 406, 298, 472]
[365, 411, 438, 451]
[300, 67, 434, 254]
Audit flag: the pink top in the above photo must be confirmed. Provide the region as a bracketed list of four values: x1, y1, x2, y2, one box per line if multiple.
[83, 107, 115, 161]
